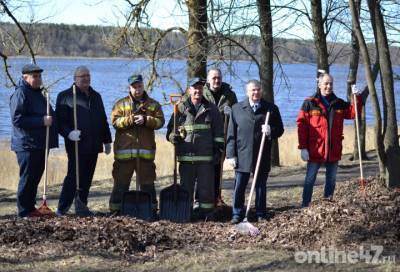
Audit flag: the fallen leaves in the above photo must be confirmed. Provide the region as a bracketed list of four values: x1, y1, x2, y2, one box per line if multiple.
[0, 176, 399, 262]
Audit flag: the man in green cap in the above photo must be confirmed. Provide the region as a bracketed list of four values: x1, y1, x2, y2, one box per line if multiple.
[109, 74, 165, 215]
[166, 77, 224, 219]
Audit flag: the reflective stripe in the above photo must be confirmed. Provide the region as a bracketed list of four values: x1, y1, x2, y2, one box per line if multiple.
[120, 105, 132, 111]
[116, 116, 129, 127]
[214, 137, 224, 143]
[183, 124, 211, 132]
[114, 148, 155, 160]
[177, 155, 213, 162]
[199, 202, 214, 209]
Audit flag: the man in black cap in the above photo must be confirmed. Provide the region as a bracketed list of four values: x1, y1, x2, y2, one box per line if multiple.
[10, 64, 58, 217]
[166, 77, 224, 219]
[109, 74, 165, 215]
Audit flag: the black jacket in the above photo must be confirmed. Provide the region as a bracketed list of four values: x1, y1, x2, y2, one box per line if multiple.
[10, 79, 58, 152]
[226, 99, 284, 173]
[56, 85, 112, 154]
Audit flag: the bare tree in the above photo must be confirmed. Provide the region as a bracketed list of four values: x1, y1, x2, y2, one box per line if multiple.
[349, 0, 400, 187]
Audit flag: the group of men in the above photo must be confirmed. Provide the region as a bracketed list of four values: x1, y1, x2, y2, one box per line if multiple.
[10, 63, 364, 224]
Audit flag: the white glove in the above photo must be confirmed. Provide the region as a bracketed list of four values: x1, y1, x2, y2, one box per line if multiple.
[68, 130, 81, 141]
[226, 157, 237, 168]
[261, 124, 271, 136]
[104, 143, 112, 155]
[351, 84, 362, 95]
[300, 149, 309, 161]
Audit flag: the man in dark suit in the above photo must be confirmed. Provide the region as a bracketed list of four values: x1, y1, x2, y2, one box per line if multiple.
[226, 79, 284, 224]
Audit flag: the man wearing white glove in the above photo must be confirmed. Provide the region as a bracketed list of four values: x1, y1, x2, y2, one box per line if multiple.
[56, 66, 112, 216]
[297, 73, 363, 207]
[226, 79, 284, 224]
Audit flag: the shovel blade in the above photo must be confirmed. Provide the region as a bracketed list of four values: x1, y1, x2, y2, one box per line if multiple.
[159, 184, 191, 223]
[121, 190, 153, 221]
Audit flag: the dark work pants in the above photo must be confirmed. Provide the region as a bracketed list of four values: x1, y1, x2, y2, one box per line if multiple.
[195, 162, 222, 204]
[15, 150, 45, 217]
[232, 171, 269, 218]
[57, 152, 98, 212]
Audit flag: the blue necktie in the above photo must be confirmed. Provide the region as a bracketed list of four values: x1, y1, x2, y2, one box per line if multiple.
[252, 104, 258, 112]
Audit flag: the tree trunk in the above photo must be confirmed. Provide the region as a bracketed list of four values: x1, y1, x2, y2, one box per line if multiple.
[310, 0, 329, 74]
[256, 0, 280, 166]
[368, 0, 400, 187]
[186, 0, 208, 80]
[346, 1, 368, 160]
[349, 0, 386, 178]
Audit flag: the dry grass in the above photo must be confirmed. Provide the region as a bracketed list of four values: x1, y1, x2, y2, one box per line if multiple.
[279, 125, 377, 166]
[0, 126, 378, 190]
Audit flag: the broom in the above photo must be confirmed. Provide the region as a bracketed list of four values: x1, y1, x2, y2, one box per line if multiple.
[236, 111, 270, 236]
[37, 89, 55, 216]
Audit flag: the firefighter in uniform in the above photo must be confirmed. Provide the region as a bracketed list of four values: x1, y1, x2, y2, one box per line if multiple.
[109, 74, 165, 214]
[166, 77, 224, 218]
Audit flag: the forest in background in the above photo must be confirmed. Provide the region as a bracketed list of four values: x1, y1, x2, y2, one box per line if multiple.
[1, 22, 399, 64]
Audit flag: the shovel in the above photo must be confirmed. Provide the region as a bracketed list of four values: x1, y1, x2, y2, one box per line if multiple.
[73, 84, 92, 216]
[120, 142, 153, 220]
[159, 94, 191, 223]
[120, 101, 153, 220]
[236, 111, 270, 236]
[37, 89, 55, 217]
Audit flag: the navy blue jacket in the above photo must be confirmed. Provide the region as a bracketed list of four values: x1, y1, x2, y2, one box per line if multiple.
[226, 99, 284, 173]
[10, 79, 59, 152]
[56, 85, 112, 154]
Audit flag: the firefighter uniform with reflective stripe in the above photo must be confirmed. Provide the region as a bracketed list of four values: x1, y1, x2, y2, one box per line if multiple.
[109, 92, 164, 212]
[166, 98, 224, 212]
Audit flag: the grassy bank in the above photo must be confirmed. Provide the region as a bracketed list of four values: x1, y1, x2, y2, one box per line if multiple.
[0, 126, 377, 190]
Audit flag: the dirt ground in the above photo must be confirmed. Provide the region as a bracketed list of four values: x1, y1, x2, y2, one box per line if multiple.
[0, 151, 399, 272]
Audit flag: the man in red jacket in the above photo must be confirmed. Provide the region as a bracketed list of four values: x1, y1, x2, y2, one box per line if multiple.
[297, 72, 363, 207]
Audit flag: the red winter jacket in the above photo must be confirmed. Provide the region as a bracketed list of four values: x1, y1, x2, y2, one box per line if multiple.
[297, 92, 362, 163]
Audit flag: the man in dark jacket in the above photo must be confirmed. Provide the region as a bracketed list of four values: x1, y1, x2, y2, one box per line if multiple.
[201, 68, 238, 207]
[10, 64, 58, 217]
[166, 77, 224, 219]
[226, 79, 284, 224]
[297, 73, 363, 207]
[56, 66, 112, 215]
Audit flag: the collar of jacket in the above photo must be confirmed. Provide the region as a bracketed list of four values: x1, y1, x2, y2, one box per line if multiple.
[129, 91, 149, 103]
[312, 92, 339, 114]
[70, 85, 94, 96]
[183, 97, 210, 117]
[19, 79, 43, 92]
[242, 98, 268, 111]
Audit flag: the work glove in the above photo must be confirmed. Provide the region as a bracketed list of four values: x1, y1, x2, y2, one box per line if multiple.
[351, 84, 362, 96]
[68, 130, 81, 141]
[169, 133, 183, 144]
[43, 115, 53, 127]
[261, 124, 271, 136]
[300, 149, 309, 161]
[104, 143, 112, 155]
[226, 157, 237, 168]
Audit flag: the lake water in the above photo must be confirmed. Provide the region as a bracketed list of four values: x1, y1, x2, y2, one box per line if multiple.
[1, 57, 399, 140]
